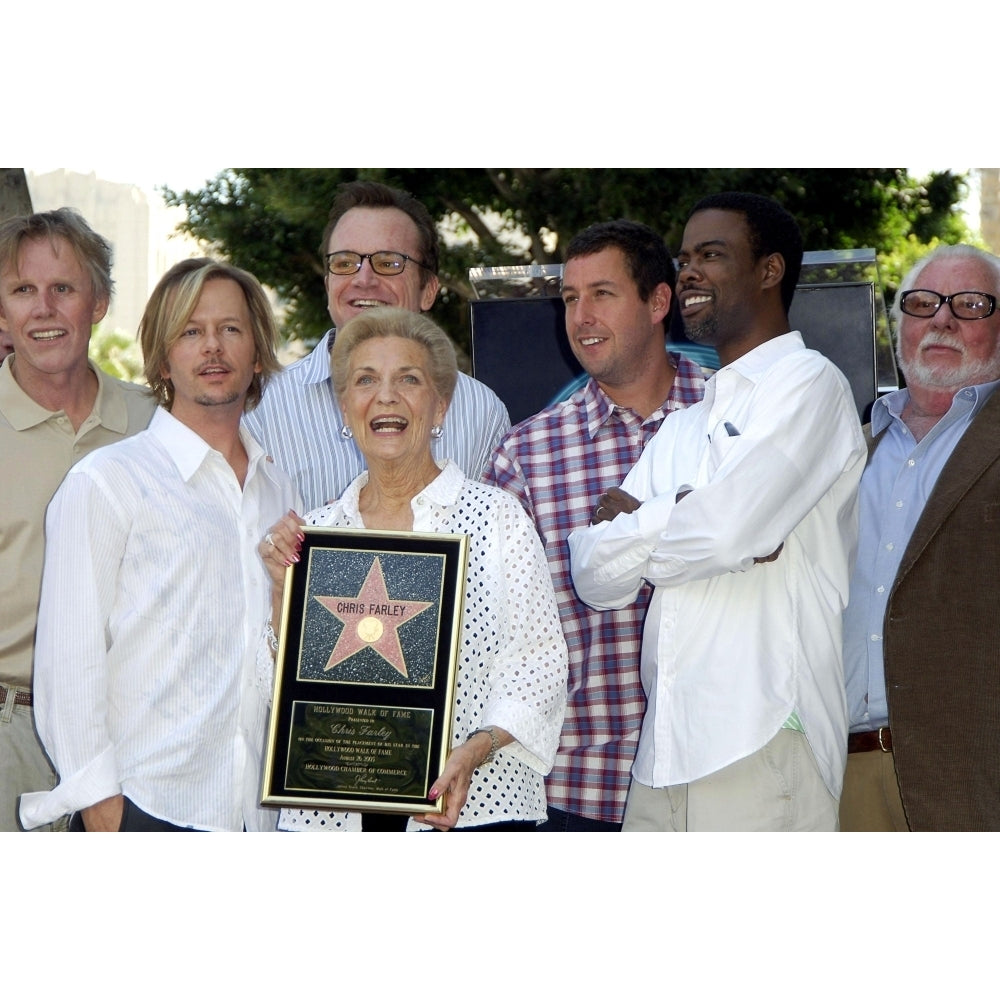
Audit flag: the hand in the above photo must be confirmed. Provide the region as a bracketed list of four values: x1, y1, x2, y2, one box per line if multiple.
[592, 487, 642, 525]
[754, 542, 784, 564]
[415, 727, 512, 831]
[259, 510, 305, 593]
[414, 741, 481, 831]
[80, 794, 124, 832]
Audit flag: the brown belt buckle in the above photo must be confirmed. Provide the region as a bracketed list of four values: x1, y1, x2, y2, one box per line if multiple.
[878, 726, 891, 752]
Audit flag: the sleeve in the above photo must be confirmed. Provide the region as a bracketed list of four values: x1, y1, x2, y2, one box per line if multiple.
[571, 354, 866, 608]
[480, 495, 568, 775]
[467, 387, 512, 480]
[567, 429, 665, 611]
[18, 468, 129, 828]
[481, 433, 536, 524]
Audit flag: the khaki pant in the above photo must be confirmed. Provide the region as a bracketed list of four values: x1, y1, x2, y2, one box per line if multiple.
[839, 748, 908, 831]
[624, 729, 838, 832]
[0, 689, 67, 832]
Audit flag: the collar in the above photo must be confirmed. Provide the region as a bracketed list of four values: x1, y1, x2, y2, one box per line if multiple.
[871, 378, 1000, 437]
[716, 330, 806, 382]
[148, 406, 271, 484]
[0, 357, 134, 433]
[580, 351, 704, 440]
[295, 330, 336, 386]
[338, 459, 464, 519]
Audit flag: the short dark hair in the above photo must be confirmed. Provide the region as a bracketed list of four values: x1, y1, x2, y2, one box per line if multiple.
[565, 220, 676, 327]
[320, 180, 439, 285]
[689, 192, 803, 313]
[0, 207, 113, 304]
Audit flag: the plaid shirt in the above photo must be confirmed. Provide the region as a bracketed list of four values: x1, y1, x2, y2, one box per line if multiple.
[484, 354, 705, 823]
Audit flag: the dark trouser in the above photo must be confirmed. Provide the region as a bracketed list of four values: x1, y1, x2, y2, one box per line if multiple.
[70, 797, 196, 832]
[360, 810, 536, 831]
[536, 805, 622, 832]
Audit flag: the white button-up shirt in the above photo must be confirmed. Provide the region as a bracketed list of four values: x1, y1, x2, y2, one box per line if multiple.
[569, 333, 866, 798]
[19, 408, 300, 832]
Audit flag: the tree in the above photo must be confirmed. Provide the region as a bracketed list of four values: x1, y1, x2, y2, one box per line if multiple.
[0, 168, 32, 221]
[163, 168, 970, 358]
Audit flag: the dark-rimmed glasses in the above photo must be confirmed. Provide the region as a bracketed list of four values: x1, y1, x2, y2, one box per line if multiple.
[325, 250, 433, 277]
[899, 289, 997, 321]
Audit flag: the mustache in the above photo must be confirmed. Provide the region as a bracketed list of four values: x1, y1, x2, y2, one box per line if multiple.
[917, 331, 964, 352]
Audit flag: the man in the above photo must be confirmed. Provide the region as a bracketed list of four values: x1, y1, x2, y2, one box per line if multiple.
[18, 258, 298, 832]
[840, 245, 1000, 831]
[570, 193, 866, 831]
[244, 180, 510, 509]
[485, 220, 705, 831]
[0, 208, 155, 832]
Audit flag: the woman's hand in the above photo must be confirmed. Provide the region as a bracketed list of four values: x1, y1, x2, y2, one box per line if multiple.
[259, 510, 305, 619]
[415, 726, 512, 831]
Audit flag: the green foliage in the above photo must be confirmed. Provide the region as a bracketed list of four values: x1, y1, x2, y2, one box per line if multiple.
[163, 168, 972, 355]
[89, 325, 145, 384]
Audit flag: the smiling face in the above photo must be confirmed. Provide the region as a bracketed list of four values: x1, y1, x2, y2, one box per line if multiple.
[676, 209, 771, 362]
[340, 334, 447, 471]
[561, 246, 671, 394]
[324, 207, 439, 330]
[897, 255, 1000, 392]
[0, 235, 108, 384]
[160, 277, 261, 424]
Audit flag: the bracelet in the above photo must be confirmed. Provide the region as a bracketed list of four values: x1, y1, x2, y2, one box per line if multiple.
[265, 620, 279, 652]
[467, 726, 500, 768]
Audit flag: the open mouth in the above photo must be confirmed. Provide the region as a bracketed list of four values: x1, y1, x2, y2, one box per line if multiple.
[680, 292, 712, 314]
[31, 329, 67, 341]
[370, 416, 408, 433]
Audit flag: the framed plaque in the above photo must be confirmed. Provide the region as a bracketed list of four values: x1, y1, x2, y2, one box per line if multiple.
[262, 527, 468, 815]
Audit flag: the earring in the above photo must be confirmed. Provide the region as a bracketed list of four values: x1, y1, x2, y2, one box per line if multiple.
[340, 424, 353, 440]
[430, 424, 443, 440]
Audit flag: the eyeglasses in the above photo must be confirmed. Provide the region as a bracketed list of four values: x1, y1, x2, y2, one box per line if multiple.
[325, 250, 433, 277]
[899, 289, 997, 321]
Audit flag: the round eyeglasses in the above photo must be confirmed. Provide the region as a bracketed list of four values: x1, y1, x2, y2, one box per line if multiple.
[899, 289, 997, 321]
[325, 250, 433, 277]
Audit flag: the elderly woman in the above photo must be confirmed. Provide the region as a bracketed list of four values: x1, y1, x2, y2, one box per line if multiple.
[262, 307, 567, 831]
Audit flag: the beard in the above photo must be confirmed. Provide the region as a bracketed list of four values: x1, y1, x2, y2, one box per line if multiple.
[681, 310, 718, 345]
[897, 331, 1000, 392]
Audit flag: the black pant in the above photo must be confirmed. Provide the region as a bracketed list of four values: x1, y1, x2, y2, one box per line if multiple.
[535, 806, 622, 832]
[69, 797, 197, 832]
[359, 811, 536, 831]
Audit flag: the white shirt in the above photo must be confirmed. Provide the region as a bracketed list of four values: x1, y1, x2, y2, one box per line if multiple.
[19, 408, 300, 832]
[279, 461, 568, 831]
[243, 332, 511, 510]
[569, 333, 866, 798]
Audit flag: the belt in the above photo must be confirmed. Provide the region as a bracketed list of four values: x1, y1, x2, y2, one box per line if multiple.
[0, 684, 32, 708]
[847, 727, 892, 753]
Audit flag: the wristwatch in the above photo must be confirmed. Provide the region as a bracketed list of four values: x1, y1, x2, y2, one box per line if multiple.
[467, 726, 500, 767]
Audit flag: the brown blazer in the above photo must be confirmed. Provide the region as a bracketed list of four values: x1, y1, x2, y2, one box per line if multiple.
[878, 388, 1000, 830]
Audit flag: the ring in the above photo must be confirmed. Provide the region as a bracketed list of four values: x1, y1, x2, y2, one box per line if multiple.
[596, 506, 606, 518]
[265, 533, 275, 547]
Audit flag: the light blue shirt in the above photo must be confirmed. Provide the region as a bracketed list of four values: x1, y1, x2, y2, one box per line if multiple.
[843, 379, 1000, 731]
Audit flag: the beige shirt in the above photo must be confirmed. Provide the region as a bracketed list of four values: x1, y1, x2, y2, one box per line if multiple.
[0, 356, 156, 687]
